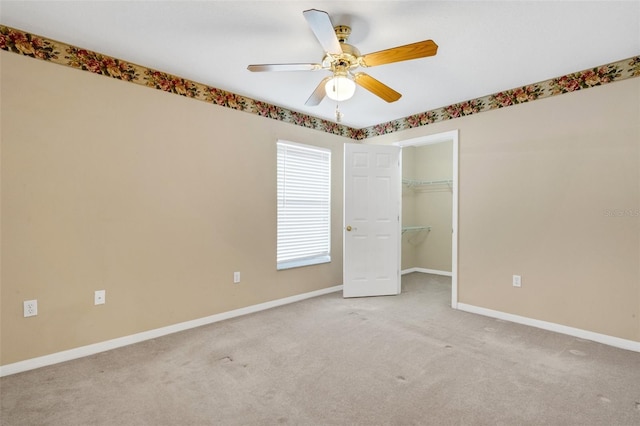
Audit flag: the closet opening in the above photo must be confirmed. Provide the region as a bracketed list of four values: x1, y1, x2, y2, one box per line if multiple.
[394, 130, 459, 308]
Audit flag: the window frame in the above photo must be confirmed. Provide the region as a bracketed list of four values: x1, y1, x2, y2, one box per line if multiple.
[276, 140, 332, 270]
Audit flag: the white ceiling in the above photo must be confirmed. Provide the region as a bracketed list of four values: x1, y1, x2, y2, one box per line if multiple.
[2, 1, 639, 128]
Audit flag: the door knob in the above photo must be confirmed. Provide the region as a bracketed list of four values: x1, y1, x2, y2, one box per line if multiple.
[346, 225, 352, 232]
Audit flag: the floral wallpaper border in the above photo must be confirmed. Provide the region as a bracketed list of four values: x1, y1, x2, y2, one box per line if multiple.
[2, 25, 639, 140]
[363, 56, 640, 138]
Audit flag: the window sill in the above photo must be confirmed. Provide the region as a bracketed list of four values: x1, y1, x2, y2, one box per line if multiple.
[277, 255, 331, 271]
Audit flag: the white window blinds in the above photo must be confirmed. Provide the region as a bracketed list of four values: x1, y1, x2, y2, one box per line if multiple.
[277, 141, 331, 270]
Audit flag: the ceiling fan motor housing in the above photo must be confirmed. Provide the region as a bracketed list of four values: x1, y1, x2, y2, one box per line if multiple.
[323, 26, 362, 74]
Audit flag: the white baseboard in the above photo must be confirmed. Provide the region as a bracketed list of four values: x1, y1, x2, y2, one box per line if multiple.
[402, 267, 452, 277]
[0, 285, 343, 377]
[457, 303, 640, 353]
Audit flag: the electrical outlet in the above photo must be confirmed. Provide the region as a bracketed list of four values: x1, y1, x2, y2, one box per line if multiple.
[24, 300, 38, 317]
[512, 275, 522, 288]
[94, 290, 106, 305]
[233, 272, 240, 284]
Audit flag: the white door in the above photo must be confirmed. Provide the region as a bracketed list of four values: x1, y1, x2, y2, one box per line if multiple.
[343, 143, 401, 298]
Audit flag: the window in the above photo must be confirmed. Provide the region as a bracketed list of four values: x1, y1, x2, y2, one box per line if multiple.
[277, 140, 331, 270]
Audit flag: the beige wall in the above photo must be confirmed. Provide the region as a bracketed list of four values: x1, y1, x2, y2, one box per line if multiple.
[371, 77, 640, 342]
[1, 52, 345, 365]
[401, 143, 453, 272]
[2, 49, 639, 368]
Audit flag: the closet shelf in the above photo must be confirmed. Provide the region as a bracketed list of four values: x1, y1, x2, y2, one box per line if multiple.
[402, 178, 453, 188]
[402, 226, 431, 234]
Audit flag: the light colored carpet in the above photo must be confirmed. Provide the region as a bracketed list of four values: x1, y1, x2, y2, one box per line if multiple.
[2, 273, 640, 425]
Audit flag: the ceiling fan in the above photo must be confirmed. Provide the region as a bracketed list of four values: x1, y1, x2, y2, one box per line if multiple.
[247, 9, 438, 107]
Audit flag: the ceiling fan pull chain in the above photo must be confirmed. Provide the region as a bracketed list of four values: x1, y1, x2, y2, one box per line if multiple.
[335, 104, 344, 123]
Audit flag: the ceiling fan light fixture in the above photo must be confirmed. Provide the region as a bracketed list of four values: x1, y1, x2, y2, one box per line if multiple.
[325, 75, 356, 101]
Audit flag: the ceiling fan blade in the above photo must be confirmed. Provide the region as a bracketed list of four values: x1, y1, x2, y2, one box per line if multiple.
[303, 9, 343, 55]
[247, 63, 321, 72]
[305, 76, 331, 106]
[353, 73, 402, 103]
[360, 40, 438, 67]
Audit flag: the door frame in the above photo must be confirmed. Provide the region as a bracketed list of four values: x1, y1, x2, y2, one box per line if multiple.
[393, 130, 459, 308]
